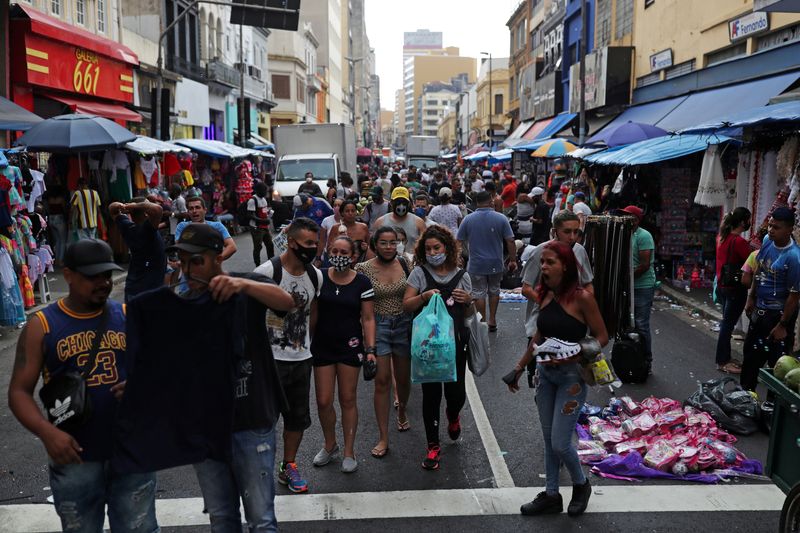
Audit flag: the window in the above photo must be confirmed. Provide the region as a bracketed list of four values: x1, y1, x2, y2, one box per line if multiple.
[297, 78, 306, 103]
[664, 59, 695, 80]
[636, 72, 661, 87]
[51, 0, 60, 16]
[757, 24, 800, 52]
[76, 0, 85, 25]
[615, 0, 633, 40]
[595, 0, 611, 48]
[272, 74, 290, 99]
[97, 0, 106, 32]
[705, 43, 746, 67]
[509, 75, 515, 99]
[426, 110, 438, 116]
[494, 94, 504, 115]
[645, 0, 654, 6]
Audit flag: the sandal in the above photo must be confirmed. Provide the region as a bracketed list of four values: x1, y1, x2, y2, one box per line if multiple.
[397, 417, 411, 432]
[371, 445, 390, 459]
[488, 324, 498, 332]
[717, 362, 742, 374]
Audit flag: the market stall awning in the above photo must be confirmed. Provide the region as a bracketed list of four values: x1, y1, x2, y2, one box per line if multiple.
[503, 119, 535, 145]
[567, 146, 606, 159]
[488, 148, 513, 162]
[679, 100, 800, 134]
[655, 71, 800, 132]
[584, 134, 733, 166]
[586, 96, 687, 144]
[521, 118, 553, 140]
[126, 136, 190, 155]
[534, 113, 576, 140]
[0, 96, 42, 131]
[463, 143, 487, 156]
[357, 147, 373, 157]
[173, 139, 273, 158]
[44, 93, 142, 123]
[511, 138, 551, 151]
[464, 150, 491, 161]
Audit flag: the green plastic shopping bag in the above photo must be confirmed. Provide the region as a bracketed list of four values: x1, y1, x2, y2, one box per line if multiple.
[411, 293, 456, 383]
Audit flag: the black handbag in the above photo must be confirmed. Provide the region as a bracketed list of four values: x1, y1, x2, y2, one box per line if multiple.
[720, 237, 743, 287]
[38, 305, 109, 434]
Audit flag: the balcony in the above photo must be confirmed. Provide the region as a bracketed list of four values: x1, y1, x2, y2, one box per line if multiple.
[244, 74, 266, 100]
[307, 73, 322, 93]
[206, 59, 240, 88]
[168, 55, 206, 83]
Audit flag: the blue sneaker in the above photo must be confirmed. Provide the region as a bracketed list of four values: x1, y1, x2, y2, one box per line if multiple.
[279, 461, 308, 493]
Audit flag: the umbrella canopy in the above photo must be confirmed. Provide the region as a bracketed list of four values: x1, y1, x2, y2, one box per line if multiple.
[0, 96, 43, 131]
[126, 135, 190, 155]
[356, 147, 373, 157]
[592, 121, 667, 147]
[15, 114, 136, 153]
[531, 139, 577, 158]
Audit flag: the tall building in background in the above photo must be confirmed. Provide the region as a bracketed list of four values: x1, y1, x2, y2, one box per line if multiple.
[303, 0, 345, 122]
[350, 0, 379, 145]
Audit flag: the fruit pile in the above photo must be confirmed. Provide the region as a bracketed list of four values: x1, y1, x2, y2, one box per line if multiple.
[773, 355, 800, 393]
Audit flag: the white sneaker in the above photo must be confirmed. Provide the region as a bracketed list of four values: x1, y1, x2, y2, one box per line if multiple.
[341, 456, 358, 473]
[313, 444, 339, 466]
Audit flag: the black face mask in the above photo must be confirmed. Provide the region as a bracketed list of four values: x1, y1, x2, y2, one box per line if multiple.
[291, 243, 317, 265]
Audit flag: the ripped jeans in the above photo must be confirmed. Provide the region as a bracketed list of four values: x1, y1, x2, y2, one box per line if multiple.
[48, 462, 158, 533]
[535, 362, 588, 494]
[194, 426, 278, 533]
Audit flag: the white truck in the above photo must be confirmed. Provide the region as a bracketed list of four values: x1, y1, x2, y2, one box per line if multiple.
[405, 135, 440, 171]
[273, 123, 357, 200]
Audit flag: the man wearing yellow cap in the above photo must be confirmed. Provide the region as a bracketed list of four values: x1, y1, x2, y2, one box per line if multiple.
[375, 187, 427, 251]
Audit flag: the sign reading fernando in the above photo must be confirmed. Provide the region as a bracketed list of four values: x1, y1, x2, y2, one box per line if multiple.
[729, 12, 770, 42]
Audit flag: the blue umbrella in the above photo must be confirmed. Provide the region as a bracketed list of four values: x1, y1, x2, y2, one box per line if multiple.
[593, 121, 667, 147]
[15, 114, 136, 153]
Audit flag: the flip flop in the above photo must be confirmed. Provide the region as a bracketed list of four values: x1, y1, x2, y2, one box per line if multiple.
[488, 324, 498, 332]
[371, 446, 390, 459]
[717, 362, 742, 375]
[397, 418, 411, 432]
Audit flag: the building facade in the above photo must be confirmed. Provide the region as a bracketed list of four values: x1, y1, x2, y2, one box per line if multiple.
[475, 57, 510, 145]
[507, 0, 532, 131]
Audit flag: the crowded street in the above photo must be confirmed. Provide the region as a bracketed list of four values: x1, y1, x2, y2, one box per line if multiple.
[0, 233, 785, 532]
[2, 0, 800, 532]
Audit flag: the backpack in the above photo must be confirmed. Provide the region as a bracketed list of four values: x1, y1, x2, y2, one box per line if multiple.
[268, 255, 319, 293]
[236, 200, 251, 227]
[611, 331, 649, 383]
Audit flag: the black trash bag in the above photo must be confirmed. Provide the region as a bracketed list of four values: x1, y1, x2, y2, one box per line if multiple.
[684, 377, 760, 435]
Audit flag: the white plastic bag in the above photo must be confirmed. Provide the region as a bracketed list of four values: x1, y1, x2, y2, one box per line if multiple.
[465, 312, 490, 376]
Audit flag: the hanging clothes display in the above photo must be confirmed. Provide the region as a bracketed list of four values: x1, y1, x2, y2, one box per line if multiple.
[27, 169, 46, 212]
[235, 160, 253, 204]
[582, 215, 635, 338]
[694, 146, 726, 207]
[140, 156, 160, 188]
[0, 247, 25, 326]
[102, 150, 133, 202]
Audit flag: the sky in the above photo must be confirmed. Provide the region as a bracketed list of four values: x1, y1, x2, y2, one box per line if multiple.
[364, 0, 520, 111]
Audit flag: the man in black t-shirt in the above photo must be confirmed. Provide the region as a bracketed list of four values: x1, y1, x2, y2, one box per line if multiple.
[169, 224, 295, 531]
[530, 187, 552, 246]
[109, 198, 166, 302]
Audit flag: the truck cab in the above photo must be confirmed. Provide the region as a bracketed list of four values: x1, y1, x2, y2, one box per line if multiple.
[273, 152, 339, 201]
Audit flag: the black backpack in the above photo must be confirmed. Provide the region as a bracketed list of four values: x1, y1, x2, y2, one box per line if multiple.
[611, 331, 649, 383]
[268, 255, 319, 293]
[236, 200, 251, 226]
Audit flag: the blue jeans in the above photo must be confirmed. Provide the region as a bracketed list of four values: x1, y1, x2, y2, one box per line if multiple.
[48, 462, 158, 533]
[634, 286, 655, 362]
[75, 227, 98, 242]
[535, 362, 588, 494]
[49, 214, 67, 262]
[194, 427, 278, 533]
[715, 287, 747, 365]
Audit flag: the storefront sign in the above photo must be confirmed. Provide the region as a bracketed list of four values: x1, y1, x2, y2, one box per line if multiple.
[649, 49, 673, 72]
[755, 0, 800, 12]
[729, 12, 770, 42]
[175, 78, 210, 127]
[568, 47, 632, 114]
[533, 71, 561, 118]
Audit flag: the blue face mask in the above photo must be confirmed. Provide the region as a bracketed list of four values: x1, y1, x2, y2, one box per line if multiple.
[426, 253, 446, 266]
[414, 207, 427, 217]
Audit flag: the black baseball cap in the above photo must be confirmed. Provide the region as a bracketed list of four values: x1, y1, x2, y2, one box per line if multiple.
[64, 239, 123, 276]
[167, 223, 224, 254]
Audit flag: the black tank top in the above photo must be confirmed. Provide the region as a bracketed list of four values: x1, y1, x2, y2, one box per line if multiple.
[537, 298, 588, 343]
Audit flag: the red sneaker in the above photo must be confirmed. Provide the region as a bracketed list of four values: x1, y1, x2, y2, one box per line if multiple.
[422, 444, 440, 470]
[447, 413, 461, 441]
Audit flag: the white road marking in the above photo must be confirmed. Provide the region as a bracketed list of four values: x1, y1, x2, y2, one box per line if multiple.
[0, 485, 785, 531]
[464, 371, 515, 488]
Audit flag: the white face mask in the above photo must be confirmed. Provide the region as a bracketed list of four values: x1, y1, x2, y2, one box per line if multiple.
[396, 242, 405, 254]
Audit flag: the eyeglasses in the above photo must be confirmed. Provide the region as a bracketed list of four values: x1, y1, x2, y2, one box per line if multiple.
[377, 240, 399, 247]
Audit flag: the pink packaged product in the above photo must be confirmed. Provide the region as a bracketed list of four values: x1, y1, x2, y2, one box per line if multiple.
[578, 441, 608, 463]
[614, 439, 648, 455]
[618, 396, 641, 415]
[655, 410, 687, 433]
[643, 440, 680, 471]
[631, 411, 657, 434]
[589, 418, 615, 438]
[597, 428, 625, 447]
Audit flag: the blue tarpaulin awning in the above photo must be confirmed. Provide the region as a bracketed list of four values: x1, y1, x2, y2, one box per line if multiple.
[511, 138, 551, 151]
[0, 96, 43, 131]
[655, 72, 800, 132]
[679, 100, 800, 134]
[534, 113, 576, 140]
[584, 134, 733, 166]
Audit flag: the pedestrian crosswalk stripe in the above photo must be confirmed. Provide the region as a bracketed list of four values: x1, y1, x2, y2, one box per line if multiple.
[0, 484, 784, 531]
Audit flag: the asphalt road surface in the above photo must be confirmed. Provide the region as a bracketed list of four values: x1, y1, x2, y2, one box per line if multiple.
[0, 233, 786, 532]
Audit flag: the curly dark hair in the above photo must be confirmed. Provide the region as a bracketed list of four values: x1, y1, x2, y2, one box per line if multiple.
[414, 225, 461, 270]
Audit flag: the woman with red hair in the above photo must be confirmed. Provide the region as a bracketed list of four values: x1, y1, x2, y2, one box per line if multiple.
[507, 241, 608, 518]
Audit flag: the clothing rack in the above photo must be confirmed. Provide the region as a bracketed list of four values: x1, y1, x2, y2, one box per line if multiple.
[583, 215, 635, 338]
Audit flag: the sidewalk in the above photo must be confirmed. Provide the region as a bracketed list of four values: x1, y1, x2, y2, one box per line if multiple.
[658, 283, 722, 322]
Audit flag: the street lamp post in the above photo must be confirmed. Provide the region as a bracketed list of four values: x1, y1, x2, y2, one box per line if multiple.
[579, 0, 587, 146]
[480, 51, 492, 150]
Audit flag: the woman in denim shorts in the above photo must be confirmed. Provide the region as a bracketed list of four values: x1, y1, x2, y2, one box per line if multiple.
[356, 226, 413, 458]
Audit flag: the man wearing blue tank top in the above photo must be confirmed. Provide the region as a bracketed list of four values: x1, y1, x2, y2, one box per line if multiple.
[8, 239, 158, 533]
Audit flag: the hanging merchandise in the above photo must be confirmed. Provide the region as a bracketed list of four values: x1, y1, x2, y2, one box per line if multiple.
[611, 169, 624, 194]
[694, 146, 726, 207]
[776, 136, 800, 183]
[0, 247, 25, 326]
[582, 215, 635, 338]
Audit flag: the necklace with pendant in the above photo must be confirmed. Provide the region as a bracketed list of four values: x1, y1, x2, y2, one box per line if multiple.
[335, 285, 340, 296]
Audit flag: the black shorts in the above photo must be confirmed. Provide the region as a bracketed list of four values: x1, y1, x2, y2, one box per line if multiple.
[275, 358, 313, 432]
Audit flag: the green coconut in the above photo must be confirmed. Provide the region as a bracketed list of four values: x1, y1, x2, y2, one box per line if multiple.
[785, 368, 800, 393]
[774, 355, 800, 381]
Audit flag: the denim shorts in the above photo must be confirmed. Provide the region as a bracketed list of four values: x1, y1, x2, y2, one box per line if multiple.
[376, 313, 412, 357]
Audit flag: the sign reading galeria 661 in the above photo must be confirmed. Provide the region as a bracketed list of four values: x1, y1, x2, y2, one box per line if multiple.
[14, 33, 135, 103]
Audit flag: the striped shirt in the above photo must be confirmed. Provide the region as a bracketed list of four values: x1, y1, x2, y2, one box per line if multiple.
[70, 189, 102, 229]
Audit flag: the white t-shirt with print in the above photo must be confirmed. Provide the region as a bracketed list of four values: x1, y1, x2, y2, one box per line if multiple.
[254, 260, 323, 362]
